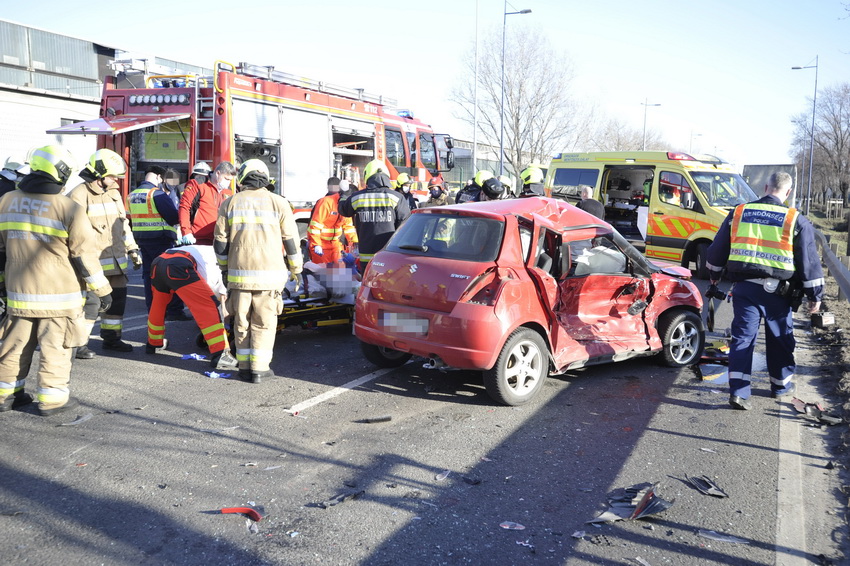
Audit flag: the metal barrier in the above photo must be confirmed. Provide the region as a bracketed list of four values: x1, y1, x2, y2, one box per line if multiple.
[816, 230, 850, 303]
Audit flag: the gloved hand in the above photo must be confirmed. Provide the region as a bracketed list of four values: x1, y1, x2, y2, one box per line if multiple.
[128, 249, 143, 270]
[99, 294, 113, 313]
[288, 271, 301, 294]
[179, 233, 196, 245]
[313, 245, 323, 256]
[0, 282, 5, 300]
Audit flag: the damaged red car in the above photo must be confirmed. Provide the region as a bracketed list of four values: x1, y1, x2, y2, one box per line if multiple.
[354, 197, 704, 406]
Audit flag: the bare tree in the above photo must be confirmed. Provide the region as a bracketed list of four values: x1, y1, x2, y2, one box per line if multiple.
[450, 24, 591, 175]
[791, 83, 850, 206]
[586, 118, 669, 152]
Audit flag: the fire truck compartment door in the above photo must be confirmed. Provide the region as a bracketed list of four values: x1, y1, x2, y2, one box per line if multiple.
[46, 114, 191, 135]
[280, 108, 331, 202]
[232, 99, 280, 140]
[331, 117, 375, 138]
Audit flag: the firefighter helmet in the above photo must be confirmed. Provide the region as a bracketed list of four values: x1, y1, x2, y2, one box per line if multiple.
[473, 170, 494, 187]
[29, 145, 75, 184]
[428, 176, 443, 188]
[520, 165, 544, 185]
[394, 172, 411, 190]
[85, 149, 127, 179]
[481, 177, 505, 200]
[236, 159, 270, 187]
[192, 162, 212, 176]
[3, 155, 28, 174]
[363, 159, 387, 182]
[498, 175, 512, 192]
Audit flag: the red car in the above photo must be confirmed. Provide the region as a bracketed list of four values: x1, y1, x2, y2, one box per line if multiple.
[354, 197, 704, 405]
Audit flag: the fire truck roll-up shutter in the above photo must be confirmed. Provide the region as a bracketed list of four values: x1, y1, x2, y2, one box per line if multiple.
[280, 107, 332, 205]
[46, 114, 191, 135]
[331, 117, 375, 139]
[232, 99, 281, 141]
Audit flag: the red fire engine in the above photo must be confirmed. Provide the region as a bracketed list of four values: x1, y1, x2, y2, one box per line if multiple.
[48, 60, 454, 233]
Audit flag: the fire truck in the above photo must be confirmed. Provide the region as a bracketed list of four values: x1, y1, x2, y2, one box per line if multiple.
[48, 60, 455, 235]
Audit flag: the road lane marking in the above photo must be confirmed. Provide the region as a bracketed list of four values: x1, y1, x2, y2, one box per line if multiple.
[285, 368, 397, 414]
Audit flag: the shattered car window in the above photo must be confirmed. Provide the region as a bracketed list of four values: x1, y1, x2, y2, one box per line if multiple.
[386, 213, 505, 262]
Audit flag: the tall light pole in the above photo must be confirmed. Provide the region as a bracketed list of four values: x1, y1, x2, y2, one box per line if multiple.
[472, 0, 479, 173]
[499, 2, 531, 175]
[689, 131, 702, 154]
[792, 55, 818, 215]
[641, 98, 661, 151]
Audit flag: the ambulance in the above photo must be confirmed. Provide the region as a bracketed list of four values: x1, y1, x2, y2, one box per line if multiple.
[544, 151, 758, 278]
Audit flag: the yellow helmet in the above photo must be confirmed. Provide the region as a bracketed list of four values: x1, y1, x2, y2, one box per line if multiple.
[393, 172, 411, 190]
[498, 175, 512, 191]
[474, 170, 494, 187]
[86, 148, 126, 179]
[363, 159, 387, 182]
[520, 165, 544, 185]
[236, 158, 270, 187]
[29, 145, 75, 184]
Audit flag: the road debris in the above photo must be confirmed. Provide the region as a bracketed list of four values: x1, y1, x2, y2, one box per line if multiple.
[264, 465, 282, 471]
[683, 474, 728, 498]
[791, 397, 845, 426]
[198, 426, 240, 434]
[516, 539, 534, 550]
[318, 489, 365, 508]
[435, 470, 451, 481]
[241, 462, 258, 467]
[697, 529, 749, 544]
[355, 415, 392, 423]
[571, 530, 586, 539]
[695, 363, 727, 382]
[182, 353, 207, 360]
[58, 413, 93, 427]
[204, 371, 231, 379]
[634, 557, 652, 566]
[220, 506, 263, 522]
[588, 482, 674, 523]
[462, 475, 481, 485]
[699, 447, 717, 453]
[499, 521, 525, 530]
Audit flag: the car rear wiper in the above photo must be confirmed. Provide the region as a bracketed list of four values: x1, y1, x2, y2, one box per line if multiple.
[398, 244, 428, 252]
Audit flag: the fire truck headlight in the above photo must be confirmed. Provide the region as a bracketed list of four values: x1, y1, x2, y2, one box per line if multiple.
[129, 95, 137, 105]
[177, 94, 189, 105]
[156, 94, 164, 104]
[143, 95, 151, 104]
[164, 94, 172, 104]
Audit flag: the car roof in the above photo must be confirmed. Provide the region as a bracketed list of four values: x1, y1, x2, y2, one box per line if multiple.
[415, 196, 609, 231]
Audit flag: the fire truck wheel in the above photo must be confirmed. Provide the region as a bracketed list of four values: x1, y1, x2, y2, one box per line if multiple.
[692, 242, 710, 280]
[657, 309, 704, 367]
[484, 328, 548, 406]
[360, 341, 412, 368]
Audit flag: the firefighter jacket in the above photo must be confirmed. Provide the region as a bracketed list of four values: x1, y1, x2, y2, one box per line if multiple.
[308, 192, 358, 251]
[0, 174, 111, 317]
[69, 179, 138, 276]
[127, 182, 178, 242]
[213, 187, 303, 291]
[706, 194, 824, 302]
[180, 180, 232, 245]
[338, 173, 411, 262]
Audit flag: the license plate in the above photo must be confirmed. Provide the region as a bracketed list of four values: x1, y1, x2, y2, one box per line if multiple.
[381, 312, 429, 335]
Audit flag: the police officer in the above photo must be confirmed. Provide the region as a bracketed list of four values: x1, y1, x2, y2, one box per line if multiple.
[69, 149, 142, 354]
[0, 145, 111, 416]
[339, 159, 410, 273]
[214, 159, 303, 383]
[706, 171, 824, 411]
[455, 170, 494, 204]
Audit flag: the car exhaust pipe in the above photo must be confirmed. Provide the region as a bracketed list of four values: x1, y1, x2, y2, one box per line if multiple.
[423, 357, 446, 370]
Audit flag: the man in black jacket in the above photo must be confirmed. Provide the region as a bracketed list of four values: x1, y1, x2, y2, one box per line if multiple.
[576, 185, 605, 220]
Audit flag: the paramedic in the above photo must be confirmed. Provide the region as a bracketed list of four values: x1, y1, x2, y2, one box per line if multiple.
[308, 177, 358, 264]
[179, 161, 236, 246]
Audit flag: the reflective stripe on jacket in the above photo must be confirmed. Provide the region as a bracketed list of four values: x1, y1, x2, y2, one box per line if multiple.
[728, 202, 798, 280]
[127, 187, 177, 235]
[308, 193, 357, 249]
[68, 181, 138, 276]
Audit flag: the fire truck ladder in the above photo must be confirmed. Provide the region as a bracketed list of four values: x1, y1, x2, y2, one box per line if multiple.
[194, 79, 214, 169]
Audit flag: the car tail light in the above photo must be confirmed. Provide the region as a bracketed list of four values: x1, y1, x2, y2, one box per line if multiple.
[458, 267, 511, 306]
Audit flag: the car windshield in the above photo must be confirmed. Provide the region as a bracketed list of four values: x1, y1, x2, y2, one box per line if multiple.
[386, 213, 504, 262]
[690, 171, 757, 208]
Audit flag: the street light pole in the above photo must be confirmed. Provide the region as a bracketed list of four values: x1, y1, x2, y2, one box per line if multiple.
[472, 0, 479, 173]
[641, 98, 661, 151]
[792, 55, 818, 215]
[689, 131, 702, 154]
[499, 2, 531, 176]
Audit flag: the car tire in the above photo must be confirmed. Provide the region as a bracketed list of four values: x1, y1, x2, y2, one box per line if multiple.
[360, 341, 412, 368]
[484, 328, 549, 406]
[692, 242, 710, 280]
[657, 310, 704, 367]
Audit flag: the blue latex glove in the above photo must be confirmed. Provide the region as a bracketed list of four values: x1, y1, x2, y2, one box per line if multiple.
[180, 233, 196, 245]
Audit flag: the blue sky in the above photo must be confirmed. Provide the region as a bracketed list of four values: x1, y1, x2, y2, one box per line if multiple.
[7, 0, 850, 169]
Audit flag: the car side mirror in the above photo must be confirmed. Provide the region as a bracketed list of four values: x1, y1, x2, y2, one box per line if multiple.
[445, 150, 455, 171]
[681, 190, 695, 210]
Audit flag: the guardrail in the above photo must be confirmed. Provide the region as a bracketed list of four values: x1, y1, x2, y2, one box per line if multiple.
[816, 231, 850, 303]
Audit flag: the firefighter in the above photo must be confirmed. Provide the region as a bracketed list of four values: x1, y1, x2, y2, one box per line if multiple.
[308, 177, 358, 264]
[421, 177, 452, 208]
[393, 172, 418, 210]
[706, 171, 824, 411]
[68, 149, 142, 354]
[338, 159, 411, 273]
[498, 175, 513, 197]
[480, 177, 506, 201]
[519, 164, 545, 197]
[145, 244, 237, 370]
[455, 170, 494, 203]
[127, 166, 188, 320]
[0, 145, 112, 416]
[214, 159, 303, 383]
[179, 161, 236, 246]
[0, 154, 29, 198]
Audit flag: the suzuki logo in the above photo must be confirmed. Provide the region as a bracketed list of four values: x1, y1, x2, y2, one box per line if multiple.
[409, 264, 418, 274]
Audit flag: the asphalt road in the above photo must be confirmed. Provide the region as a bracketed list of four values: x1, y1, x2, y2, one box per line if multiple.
[0, 272, 846, 565]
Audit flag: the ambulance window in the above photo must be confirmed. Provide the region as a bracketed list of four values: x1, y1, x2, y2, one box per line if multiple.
[386, 128, 406, 168]
[407, 132, 417, 166]
[419, 132, 437, 170]
[551, 168, 599, 198]
[658, 171, 691, 206]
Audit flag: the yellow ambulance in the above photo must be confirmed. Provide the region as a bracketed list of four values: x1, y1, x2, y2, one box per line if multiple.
[544, 151, 758, 278]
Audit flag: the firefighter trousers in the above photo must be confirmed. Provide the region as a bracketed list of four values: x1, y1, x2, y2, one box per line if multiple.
[728, 281, 796, 399]
[139, 238, 185, 315]
[98, 273, 128, 343]
[0, 315, 78, 410]
[147, 253, 228, 354]
[228, 289, 281, 372]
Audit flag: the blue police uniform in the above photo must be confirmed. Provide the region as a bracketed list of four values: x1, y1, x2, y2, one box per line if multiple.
[706, 194, 824, 401]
